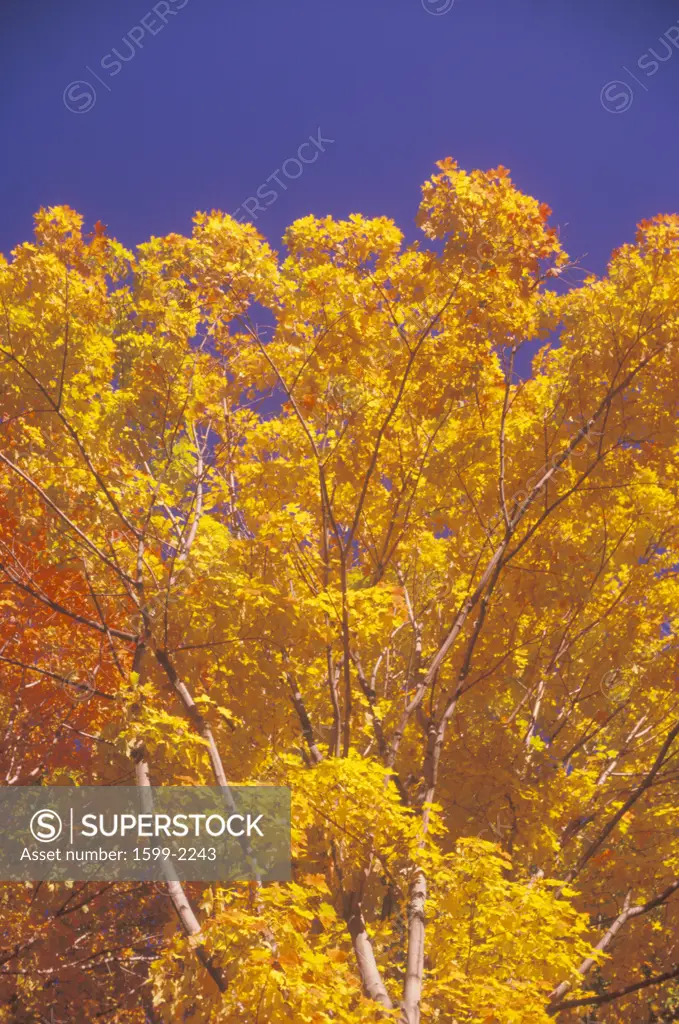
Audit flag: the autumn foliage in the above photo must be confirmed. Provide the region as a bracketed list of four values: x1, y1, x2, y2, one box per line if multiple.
[2, 159, 679, 1022]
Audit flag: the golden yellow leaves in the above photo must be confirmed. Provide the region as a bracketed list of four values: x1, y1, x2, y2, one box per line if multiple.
[7, 159, 679, 1023]
[152, 879, 389, 1023]
[426, 840, 595, 1022]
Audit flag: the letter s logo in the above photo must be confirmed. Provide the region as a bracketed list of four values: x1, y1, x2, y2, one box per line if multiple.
[600, 80, 633, 114]
[30, 809, 63, 843]
[63, 81, 96, 114]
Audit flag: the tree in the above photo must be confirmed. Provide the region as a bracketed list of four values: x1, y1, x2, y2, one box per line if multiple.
[1, 159, 679, 1022]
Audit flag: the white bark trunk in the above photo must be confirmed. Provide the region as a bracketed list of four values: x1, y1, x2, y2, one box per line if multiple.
[400, 868, 427, 1024]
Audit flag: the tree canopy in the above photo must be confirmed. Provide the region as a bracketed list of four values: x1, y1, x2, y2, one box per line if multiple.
[2, 159, 679, 1022]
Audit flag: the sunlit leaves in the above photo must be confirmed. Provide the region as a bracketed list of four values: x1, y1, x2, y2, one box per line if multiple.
[3, 163, 679, 1022]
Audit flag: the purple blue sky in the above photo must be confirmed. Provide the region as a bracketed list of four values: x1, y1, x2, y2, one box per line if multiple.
[2, 0, 679, 291]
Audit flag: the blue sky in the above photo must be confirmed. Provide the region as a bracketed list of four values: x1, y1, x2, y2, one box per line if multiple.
[2, 0, 679, 290]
